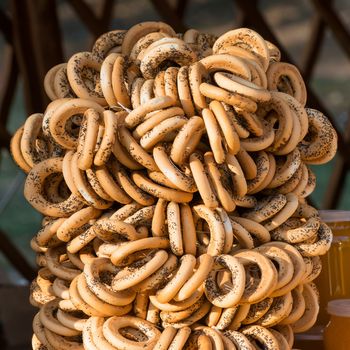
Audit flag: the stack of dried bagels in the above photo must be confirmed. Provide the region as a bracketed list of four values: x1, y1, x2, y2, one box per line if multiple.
[11, 21, 337, 350]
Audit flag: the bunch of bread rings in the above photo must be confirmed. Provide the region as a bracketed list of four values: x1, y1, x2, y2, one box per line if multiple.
[10, 21, 338, 349]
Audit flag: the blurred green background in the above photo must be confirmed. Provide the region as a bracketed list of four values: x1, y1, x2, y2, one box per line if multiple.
[1, 0, 350, 283]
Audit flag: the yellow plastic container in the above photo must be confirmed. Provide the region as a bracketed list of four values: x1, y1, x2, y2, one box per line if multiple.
[316, 211, 350, 324]
[323, 299, 350, 350]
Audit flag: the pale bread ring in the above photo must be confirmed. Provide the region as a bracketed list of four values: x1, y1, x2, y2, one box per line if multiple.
[92, 30, 125, 59]
[271, 216, 320, 244]
[241, 325, 279, 350]
[152, 198, 167, 237]
[84, 257, 136, 306]
[119, 126, 159, 171]
[235, 147, 257, 180]
[189, 152, 218, 208]
[204, 152, 236, 212]
[125, 96, 176, 128]
[296, 222, 332, 257]
[57, 206, 100, 242]
[224, 330, 253, 350]
[204, 254, 245, 308]
[49, 98, 104, 149]
[150, 289, 203, 313]
[133, 107, 184, 140]
[94, 110, 118, 166]
[273, 324, 294, 348]
[267, 149, 301, 189]
[154, 70, 166, 97]
[10, 126, 32, 173]
[140, 116, 188, 150]
[39, 299, 80, 337]
[113, 112, 143, 170]
[243, 297, 274, 325]
[140, 78, 155, 104]
[44, 326, 84, 350]
[110, 159, 155, 205]
[130, 32, 169, 61]
[67, 52, 105, 105]
[110, 237, 169, 266]
[45, 245, 80, 281]
[176, 254, 214, 301]
[24, 157, 85, 217]
[188, 62, 208, 111]
[213, 28, 270, 71]
[160, 296, 206, 324]
[302, 256, 322, 284]
[156, 254, 196, 303]
[193, 204, 226, 256]
[170, 116, 204, 165]
[131, 171, 193, 203]
[153, 326, 178, 350]
[202, 107, 226, 163]
[298, 108, 338, 164]
[134, 253, 178, 292]
[265, 242, 307, 297]
[240, 120, 275, 152]
[71, 153, 114, 208]
[53, 64, 74, 99]
[44, 63, 67, 100]
[77, 273, 131, 316]
[210, 100, 240, 155]
[82, 317, 114, 350]
[153, 144, 196, 192]
[100, 53, 120, 107]
[140, 39, 197, 79]
[263, 193, 299, 231]
[112, 250, 169, 290]
[200, 82, 257, 113]
[242, 194, 287, 223]
[255, 245, 294, 292]
[255, 292, 293, 327]
[76, 108, 99, 170]
[269, 329, 290, 350]
[177, 66, 196, 117]
[121, 21, 176, 55]
[180, 204, 197, 255]
[200, 54, 251, 80]
[103, 316, 161, 350]
[226, 153, 248, 197]
[167, 201, 184, 256]
[291, 283, 319, 333]
[214, 72, 271, 102]
[279, 286, 306, 325]
[233, 250, 278, 303]
[130, 77, 145, 109]
[21, 113, 49, 167]
[267, 61, 307, 106]
[246, 151, 270, 194]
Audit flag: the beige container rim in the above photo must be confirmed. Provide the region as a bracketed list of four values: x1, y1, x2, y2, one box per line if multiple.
[319, 210, 350, 223]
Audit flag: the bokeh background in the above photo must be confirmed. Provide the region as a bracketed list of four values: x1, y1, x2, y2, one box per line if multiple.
[0, 0, 350, 347]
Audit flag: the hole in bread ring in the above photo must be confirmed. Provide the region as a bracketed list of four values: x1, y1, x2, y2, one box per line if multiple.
[241, 325, 279, 350]
[122, 21, 176, 55]
[103, 316, 161, 350]
[93, 30, 125, 59]
[140, 39, 197, 79]
[233, 250, 278, 303]
[24, 157, 85, 217]
[67, 52, 105, 105]
[204, 254, 245, 308]
[267, 62, 307, 106]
